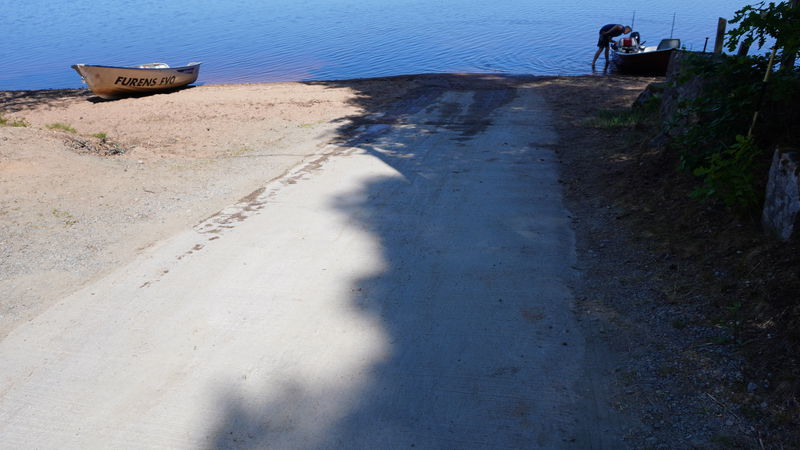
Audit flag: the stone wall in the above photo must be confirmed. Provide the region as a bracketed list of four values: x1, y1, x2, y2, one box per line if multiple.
[632, 52, 719, 147]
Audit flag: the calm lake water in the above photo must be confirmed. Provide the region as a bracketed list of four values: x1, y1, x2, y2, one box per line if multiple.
[2, 0, 747, 91]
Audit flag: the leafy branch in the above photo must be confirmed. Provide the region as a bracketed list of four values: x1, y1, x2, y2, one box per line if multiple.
[727, 1, 800, 67]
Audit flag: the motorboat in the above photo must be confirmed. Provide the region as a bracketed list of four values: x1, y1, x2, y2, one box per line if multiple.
[611, 34, 680, 75]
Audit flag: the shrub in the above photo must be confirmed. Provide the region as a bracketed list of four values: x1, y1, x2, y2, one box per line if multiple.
[690, 134, 762, 211]
[666, 52, 798, 213]
[46, 123, 77, 133]
[0, 115, 30, 127]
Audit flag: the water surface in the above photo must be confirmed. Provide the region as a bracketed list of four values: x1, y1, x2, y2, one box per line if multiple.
[2, 0, 746, 90]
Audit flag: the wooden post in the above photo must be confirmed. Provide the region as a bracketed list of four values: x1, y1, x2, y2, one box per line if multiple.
[738, 39, 752, 56]
[714, 17, 727, 54]
[780, 0, 799, 70]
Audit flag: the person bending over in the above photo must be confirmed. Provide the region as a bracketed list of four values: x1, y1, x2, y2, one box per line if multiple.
[592, 24, 632, 67]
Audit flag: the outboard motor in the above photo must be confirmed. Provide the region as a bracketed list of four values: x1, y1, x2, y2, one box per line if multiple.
[619, 32, 641, 53]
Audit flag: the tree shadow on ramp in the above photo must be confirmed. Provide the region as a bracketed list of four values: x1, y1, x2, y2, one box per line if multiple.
[208, 74, 617, 449]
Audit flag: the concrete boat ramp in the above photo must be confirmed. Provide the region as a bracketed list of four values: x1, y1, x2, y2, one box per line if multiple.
[0, 78, 622, 449]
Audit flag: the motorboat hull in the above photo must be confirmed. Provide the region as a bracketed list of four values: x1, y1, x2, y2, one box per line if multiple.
[611, 48, 676, 75]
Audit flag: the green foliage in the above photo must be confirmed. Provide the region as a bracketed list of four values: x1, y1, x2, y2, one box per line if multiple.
[665, 49, 800, 213]
[46, 123, 77, 133]
[690, 135, 762, 211]
[727, 1, 800, 63]
[90, 132, 108, 141]
[670, 53, 765, 172]
[584, 98, 659, 129]
[0, 115, 30, 127]
[584, 109, 643, 128]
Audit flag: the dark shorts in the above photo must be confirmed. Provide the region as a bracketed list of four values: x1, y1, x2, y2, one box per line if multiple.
[597, 33, 612, 48]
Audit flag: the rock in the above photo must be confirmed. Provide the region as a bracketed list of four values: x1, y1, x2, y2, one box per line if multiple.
[642, 52, 723, 146]
[632, 82, 667, 110]
[762, 148, 800, 241]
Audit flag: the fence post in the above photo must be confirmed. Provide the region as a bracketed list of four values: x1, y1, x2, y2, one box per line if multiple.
[714, 18, 727, 54]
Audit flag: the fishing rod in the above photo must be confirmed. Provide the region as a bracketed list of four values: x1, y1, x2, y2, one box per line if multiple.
[670, 13, 676, 38]
[748, 46, 778, 138]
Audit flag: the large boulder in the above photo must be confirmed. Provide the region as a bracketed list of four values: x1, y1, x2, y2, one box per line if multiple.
[762, 148, 800, 241]
[635, 52, 721, 146]
[658, 52, 720, 133]
[632, 81, 667, 110]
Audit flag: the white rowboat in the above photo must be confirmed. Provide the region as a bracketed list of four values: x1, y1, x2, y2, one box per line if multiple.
[71, 62, 202, 99]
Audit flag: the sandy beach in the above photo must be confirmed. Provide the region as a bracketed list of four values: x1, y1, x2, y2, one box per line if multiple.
[1, 79, 410, 338]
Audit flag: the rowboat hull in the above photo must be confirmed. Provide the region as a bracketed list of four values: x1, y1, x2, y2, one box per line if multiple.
[611, 48, 676, 76]
[71, 63, 201, 99]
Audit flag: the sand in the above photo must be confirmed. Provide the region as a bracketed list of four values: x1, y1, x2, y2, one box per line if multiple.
[0, 80, 417, 338]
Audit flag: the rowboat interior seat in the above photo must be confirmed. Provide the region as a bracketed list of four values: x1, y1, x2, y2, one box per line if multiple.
[657, 39, 681, 51]
[137, 62, 170, 69]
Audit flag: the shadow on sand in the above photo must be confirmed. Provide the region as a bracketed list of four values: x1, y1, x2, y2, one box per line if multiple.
[0, 89, 93, 112]
[0, 85, 200, 111]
